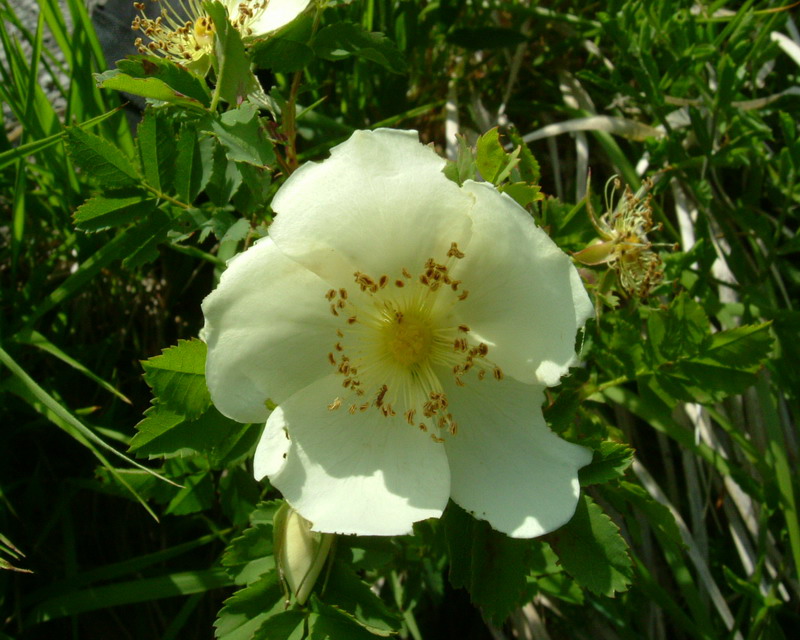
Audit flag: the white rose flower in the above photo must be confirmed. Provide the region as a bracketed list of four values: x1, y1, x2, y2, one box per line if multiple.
[132, 0, 311, 69]
[202, 129, 594, 538]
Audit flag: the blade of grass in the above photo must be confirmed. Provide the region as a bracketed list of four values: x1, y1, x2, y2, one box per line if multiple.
[25, 528, 233, 605]
[756, 374, 800, 586]
[633, 459, 742, 639]
[11, 329, 131, 404]
[0, 347, 176, 490]
[27, 568, 234, 623]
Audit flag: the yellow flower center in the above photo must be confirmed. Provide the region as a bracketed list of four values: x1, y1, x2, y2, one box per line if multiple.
[323, 243, 504, 443]
[383, 311, 433, 366]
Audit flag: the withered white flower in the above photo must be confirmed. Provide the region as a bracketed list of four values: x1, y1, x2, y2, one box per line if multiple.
[202, 129, 594, 538]
[574, 176, 666, 298]
[132, 0, 310, 72]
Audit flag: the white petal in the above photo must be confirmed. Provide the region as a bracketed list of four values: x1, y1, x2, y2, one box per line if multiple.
[253, 413, 291, 480]
[269, 129, 473, 285]
[229, 0, 311, 36]
[202, 237, 338, 424]
[453, 181, 593, 386]
[442, 376, 592, 538]
[261, 375, 450, 535]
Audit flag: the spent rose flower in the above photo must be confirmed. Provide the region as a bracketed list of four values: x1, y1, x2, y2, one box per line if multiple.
[132, 0, 310, 71]
[201, 129, 594, 538]
[575, 176, 666, 298]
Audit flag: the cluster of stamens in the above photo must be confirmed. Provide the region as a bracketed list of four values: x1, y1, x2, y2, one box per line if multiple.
[607, 181, 668, 298]
[323, 242, 504, 443]
[131, 1, 271, 63]
[588, 177, 672, 298]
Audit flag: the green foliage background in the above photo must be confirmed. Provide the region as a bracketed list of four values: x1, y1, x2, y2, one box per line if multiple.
[1, 0, 799, 638]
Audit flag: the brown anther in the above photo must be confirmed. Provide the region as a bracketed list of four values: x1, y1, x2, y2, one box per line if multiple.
[336, 329, 344, 338]
[339, 288, 348, 299]
[360, 403, 370, 412]
[455, 377, 465, 387]
[376, 385, 388, 406]
[458, 290, 470, 301]
[405, 409, 416, 425]
[326, 289, 336, 300]
[335, 342, 343, 352]
[328, 352, 336, 366]
[454, 338, 468, 352]
[447, 242, 465, 259]
[450, 280, 461, 291]
[493, 367, 504, 380]
[431, 434, 445, 443]
[379, 275, 388, 288]
[337, 299, 346, 309]
[347, 316, 358, 325]
[349, 404, 358, 415]
[418, 423, 428, 432]
[330, 305, 339, 316]
[402, 268, 412, 279]
[395, 280, 405, 287]
[458, 324, 470, 333]
[395, 311, 404, 323]
[328, 398, 342, 411]
[477, 343, 489, 356]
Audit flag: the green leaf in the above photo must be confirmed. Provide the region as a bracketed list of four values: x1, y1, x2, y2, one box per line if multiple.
[121, 209, 175, 269]
[205, 1, 258, 106]
[209, 420, 262, 468]
[222, 523, 275, 585]
[214, 571, 285, 640]
[130, 403, 250, 459]
[94, 69, 207, 111]
[617, 482, 684, 548]
[65, 126, 140, 188]
[137, 109, 178, 192]
[116, 56, 212, 106]
[506, 128, 540, 184]
[219, 467, 261, 526]
[206, 142, 244, 206]
[646, 293, 709, 363]
[313, 23, 407, 74]
[165, 472, 214, 515]
[307, 597, 382, 640]
[499, 182, 542, 208]
[175, 122, 214, 204]
[442, 134, 477, 185]
[442, 502, 533, 625]
[206, 102, 276, 168]
[579, 441, 635, 486]
[475, 127, 519, 185]
[141, 339, 211, 418]
[549, 495, 632, 597]
[73, 193, 156, 232]
[251, 15, 314, 73]
[253, 610, 307, 640]
[324, 561, 401, 636]
[697, 322, 772, 371]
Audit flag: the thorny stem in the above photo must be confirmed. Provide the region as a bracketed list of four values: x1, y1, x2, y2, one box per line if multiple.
[279, 4, 324, 174]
